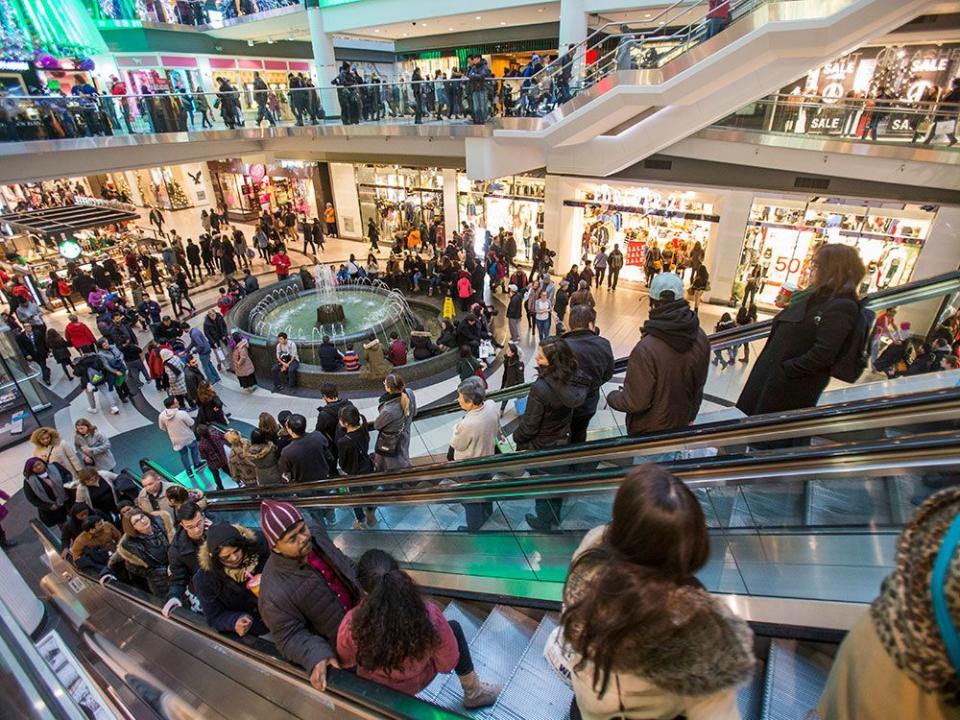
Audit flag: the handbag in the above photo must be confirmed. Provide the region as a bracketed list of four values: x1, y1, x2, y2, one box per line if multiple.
[375, 429, 402, 457]
[543, 625, 575, 687]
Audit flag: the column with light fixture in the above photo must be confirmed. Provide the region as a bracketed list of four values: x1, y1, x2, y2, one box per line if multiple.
[305, 0, 341, 118]
[558, 0, 588, 87]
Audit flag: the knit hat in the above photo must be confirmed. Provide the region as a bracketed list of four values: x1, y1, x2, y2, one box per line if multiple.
[206, 522, 243, 555]
[508, 284, 518, 293]
[23, 457, 42, 476]
[260, 500, 303, 548]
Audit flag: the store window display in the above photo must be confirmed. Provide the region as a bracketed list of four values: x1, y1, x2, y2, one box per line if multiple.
[209, 160, 319, 223]
[356, 165, 444, 242]
[567, 185, 719, 284]
[733, 197, 934, 307]
[457, 174, 544, 259]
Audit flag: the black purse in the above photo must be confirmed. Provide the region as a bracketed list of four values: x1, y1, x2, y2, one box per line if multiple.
[375, 429, 401, 457]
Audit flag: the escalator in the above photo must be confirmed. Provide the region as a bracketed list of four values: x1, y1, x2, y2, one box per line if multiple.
[481, 0, 936, 179]
[135, 269, 960, 497]
[29, 433, 960, 719]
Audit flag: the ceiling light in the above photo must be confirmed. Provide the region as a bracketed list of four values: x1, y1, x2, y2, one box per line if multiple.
[402, 32, 408, 37]
[373, 28, 379, 32]
[475, 15, 481, 19]
[500, 20, 506, 25]
[537, 7, 543, 11]
[421, 21, 427, 26]
[448, 27, 454, 30]
[644, 13, 651, 18]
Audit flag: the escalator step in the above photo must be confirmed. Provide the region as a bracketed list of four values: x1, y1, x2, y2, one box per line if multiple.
[419, 601, 489, 703]
[491, 613, 573, 720]
[737, 659, 766, 720]
[761, 640, 832, 720]
[433, 605, 538, 717]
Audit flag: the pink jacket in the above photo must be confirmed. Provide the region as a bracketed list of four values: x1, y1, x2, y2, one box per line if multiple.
[337, 601, 459, 695]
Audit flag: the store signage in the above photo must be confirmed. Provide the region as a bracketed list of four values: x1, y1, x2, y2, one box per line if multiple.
[0, 60, 29, 71]
[808, 116, 843, 131]
[249, 164, 266, 182]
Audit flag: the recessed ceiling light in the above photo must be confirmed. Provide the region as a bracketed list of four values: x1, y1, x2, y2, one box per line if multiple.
[448, 26, 454, 30]
[537, 7, 544, 11]
[500, 20, 506, 25]
[644, 13, 651, 18]
[373, 28, 380, 32]
[421, 22, 427, 26]
[402, 32, 408, 36]
[475, 15, 481, 19]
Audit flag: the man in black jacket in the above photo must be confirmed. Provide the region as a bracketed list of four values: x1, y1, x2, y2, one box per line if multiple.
[315, 383, 353, 465]
[506, 284, 523, 343]
[278, 414, 330, 484]
[337, 405, 377, 528]
[162, 501, 206, 617]
[154, 316, 185, 344]
[203, 309, 230, 371]
[317, 337, 344, 372]
[563, 305, 615, 445]
[258, 500, 361, 691]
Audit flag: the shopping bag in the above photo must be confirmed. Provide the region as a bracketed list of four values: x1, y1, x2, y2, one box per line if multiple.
[479, 339, 494, 360]
[934, 119, 957, 136]
[543, 625, 575, 687]
[514, 396, 528, 415]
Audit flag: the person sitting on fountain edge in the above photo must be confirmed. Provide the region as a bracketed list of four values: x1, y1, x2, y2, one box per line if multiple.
[318, 336, 344, 372]
[272, 333, 300, 392]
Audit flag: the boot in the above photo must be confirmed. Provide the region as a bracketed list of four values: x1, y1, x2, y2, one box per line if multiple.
[364, 508, 378, 526]
[459, 671, 500, 709]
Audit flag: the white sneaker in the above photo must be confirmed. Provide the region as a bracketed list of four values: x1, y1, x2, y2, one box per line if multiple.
[110, 406, 120, 415]
[88, 405, 98, 413]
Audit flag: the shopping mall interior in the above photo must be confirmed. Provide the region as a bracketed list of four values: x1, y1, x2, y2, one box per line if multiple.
[1, 0, 959, 718]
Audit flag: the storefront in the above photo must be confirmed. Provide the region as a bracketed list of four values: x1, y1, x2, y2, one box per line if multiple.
[129, 166, 193, 211]
[0, 178, 91, 213]
[563, 182, 720, 284]
[208, 159, 320, 222]
[732, 197, 935, 306]
[762, 42, 960, 140]
[356, 165, 444, 239]
[457, 174, 545, 259]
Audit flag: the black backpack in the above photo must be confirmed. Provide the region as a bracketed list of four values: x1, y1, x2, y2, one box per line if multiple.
[830, 301, 876, 383]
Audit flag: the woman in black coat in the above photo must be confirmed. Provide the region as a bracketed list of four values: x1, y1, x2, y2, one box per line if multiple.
[23, 457, 73, 527]
[737, 243, 865, 416]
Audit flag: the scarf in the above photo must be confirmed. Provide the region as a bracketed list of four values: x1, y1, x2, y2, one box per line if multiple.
[870, 487, 960, 704]
[224, 552, 262, 585]
[25, 461, 67, 506]
[641, 298, 701, 353]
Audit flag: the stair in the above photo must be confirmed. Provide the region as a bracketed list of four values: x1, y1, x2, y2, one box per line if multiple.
[761, 640, 833, 720]
[738, 660, 767, 720]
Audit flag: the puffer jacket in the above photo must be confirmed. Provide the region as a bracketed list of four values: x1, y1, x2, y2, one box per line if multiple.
[258, 524, 361, 672]
[114, 512, 174, 596]
[246, 441, 282, 486]
[195, 525, 269, 636]
[410, 331, 437, 361]
[513, 372, 589, 450]
[166, 524, 205, 602]
[373, 390, 417, 471]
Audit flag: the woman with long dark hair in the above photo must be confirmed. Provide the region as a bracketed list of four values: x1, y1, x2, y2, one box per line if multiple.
[336, 549, 500, 707]
[561, 465, 754, 719]
[737, 243, 866, 415]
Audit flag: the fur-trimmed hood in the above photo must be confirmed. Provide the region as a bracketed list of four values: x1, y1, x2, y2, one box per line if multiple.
[198, 523, 257, 573]
[116, 511, 173, 569]
[245, 442, 277, 463]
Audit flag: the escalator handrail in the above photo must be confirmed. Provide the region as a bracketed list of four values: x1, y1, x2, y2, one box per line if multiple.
[30, 521, 470, 720]
[412, 270, 960, 419]
[206, 430, 960, 511]
[206, 386, 960, 499]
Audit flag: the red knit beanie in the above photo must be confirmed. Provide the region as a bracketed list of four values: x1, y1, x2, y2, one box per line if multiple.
[260, 499, 303, 548]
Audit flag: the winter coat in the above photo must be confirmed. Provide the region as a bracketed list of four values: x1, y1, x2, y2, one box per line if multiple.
[247, 441, 282, 486]
[513, 373, 588, 451]
[337, 425, 374, 476]
[387, 339, 408, 366]
[451, 400, 499, 461]
[195, 525, 269, 636]
[203, 313, 229, 346]
[188, 327, 212, 355]
[198, 429, 229, 470]
[71, 521, 120, 562]
[410, 331, 438, 361]
[159, 407, 195, 451]
[337, 600, 459, 695]
[164, 356, 188, 396]
[563, 329, 616, 418]
[500, 355, 525, 389]
[34, 438, 83, 474]
[607, 300, 710, 436]
[184, 365, 204, 402]
[74, 472, 121, 516]
[23, 462, 72, 527]
[373, 390, 417, 471]
[279, 432, 331, 484]
[226, 436, 259, 486]
[315, 398, 352, 455]
[565, 527, 753, 720]
[317, 342, 344, 372]
[166, 525, 204, 602]
[74, 430, 116, 472]
[258, 525, 362, 672]
[232, 338, 256, 378]
[115, 512, 174, 596]
[65, 320, 96, 349]
[737, 291, 858, 416]
[507, 293, 524, 320]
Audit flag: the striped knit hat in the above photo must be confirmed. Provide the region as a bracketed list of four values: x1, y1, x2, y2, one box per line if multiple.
[260, 500, 303, 548]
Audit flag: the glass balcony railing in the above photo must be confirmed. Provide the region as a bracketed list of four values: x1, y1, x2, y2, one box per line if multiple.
[712, 93, 960, 149]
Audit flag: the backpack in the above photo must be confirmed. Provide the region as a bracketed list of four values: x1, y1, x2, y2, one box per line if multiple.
[830, 301, 876, 383]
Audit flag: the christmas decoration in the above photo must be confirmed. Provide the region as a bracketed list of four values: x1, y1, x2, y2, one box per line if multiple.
[0, 0, 107, 61]
[76, 56, 95, 71]
[167, 178, 190, 209]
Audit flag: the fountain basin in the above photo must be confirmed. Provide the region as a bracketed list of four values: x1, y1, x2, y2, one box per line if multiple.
[227, 277, 459, 392]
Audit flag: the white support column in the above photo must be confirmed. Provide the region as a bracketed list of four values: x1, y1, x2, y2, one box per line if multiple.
[442, 168, 459, 244]
[559, 0, 589, 86]
[306, 0, 340, 117]
[896, 206, 960, 334]
[707, 190, 754, 305]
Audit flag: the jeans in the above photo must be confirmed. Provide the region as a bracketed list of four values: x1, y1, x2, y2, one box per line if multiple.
[255, 103, 276, 126]
[536, 317, 551, 342]
[705, 16, 728, 39]
[198, 352, 221, 384]
[471, 90, 489, 123]
[178, 440, 201, 474]
[607, 268, 620, 289]
[272, 359, 300, 388]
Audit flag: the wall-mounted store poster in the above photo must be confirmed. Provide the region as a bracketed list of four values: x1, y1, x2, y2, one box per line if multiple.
[457, 174, 545, 259]
[566, 183, 719, 284]
[732, 197, 935, 307]
[356, 165, 444, 243]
